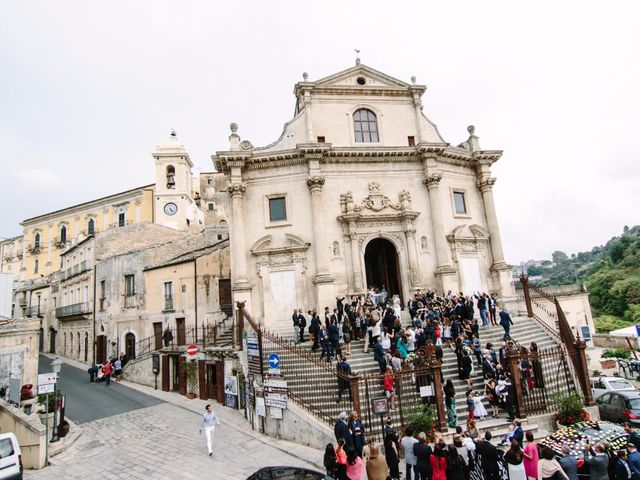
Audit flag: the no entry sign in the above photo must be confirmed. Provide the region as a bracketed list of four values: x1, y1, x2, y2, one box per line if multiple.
[186, 344, 198, 358]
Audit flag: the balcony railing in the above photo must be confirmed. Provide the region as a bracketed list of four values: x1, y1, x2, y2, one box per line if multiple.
[163, 296, 174, 312]
[124, 294, 137, 308]
[56, 302, 92, 319]
[25, 306, 43, 318]
[63, 260, 92, 281]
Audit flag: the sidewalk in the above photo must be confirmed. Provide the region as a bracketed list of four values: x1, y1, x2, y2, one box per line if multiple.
[44, 354, 324, 471]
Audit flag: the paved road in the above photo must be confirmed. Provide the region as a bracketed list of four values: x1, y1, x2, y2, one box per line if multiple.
[25, 402, 317, 480]
[38, 355, 163, 424]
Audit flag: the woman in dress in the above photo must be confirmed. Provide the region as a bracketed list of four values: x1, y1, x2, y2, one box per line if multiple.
[430, 438, 448, 480]
[444, 379, 458, 427]
[345, 447, 365, 480]
[348, 411, 366, 458]
[392, 294, 402, 319]
[530, 342, 545, 389]
[461, 350, 473, 388]
[485, 378, 500, 418]
[342, 317, 352, 355]
[523, 431, 539, 480]
[519, 347, 533, 394]
[504, 440, 527, 480]
[324, 443, 338, 479]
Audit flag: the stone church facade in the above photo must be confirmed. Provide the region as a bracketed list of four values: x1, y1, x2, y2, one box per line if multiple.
[214, 63, 514, 329]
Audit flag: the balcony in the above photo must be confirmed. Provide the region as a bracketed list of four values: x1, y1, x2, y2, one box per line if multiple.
[163, 296, 174, 313]
[25, 306, 43, 318]
[124, 293, 140, 309]
[63, 261, 92, 281]
[56, 302, 92, 319]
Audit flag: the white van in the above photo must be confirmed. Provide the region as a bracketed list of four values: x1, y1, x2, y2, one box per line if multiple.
[0, 432, 22, 480]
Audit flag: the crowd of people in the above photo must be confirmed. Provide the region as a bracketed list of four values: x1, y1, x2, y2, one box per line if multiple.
[295, 286, 538, 426]
[87, 354, 127, 385]
[327, 412, 640, 480]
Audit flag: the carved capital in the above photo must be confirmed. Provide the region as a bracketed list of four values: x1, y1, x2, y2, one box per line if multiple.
[423, 173, 442, 189]
[306, 176, 325, 191]
[477, 177, 497, 192]
[228, 182, 247, 198]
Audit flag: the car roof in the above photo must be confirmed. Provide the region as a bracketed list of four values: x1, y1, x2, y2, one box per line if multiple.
[591, 376, 634, 381]
[605, 391, 640, 399]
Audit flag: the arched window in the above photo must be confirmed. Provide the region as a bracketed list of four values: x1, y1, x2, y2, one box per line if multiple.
[88, 218, 95, 235]
[166, 165, 176, 189]
[34, 259, 39, 274]
[353, 109, 379, 143]
[60, 225, 67, 243]
[34, 232, 40, 249]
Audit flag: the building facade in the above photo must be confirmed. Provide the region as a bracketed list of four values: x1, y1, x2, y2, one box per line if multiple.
[214, 63, 514, 329]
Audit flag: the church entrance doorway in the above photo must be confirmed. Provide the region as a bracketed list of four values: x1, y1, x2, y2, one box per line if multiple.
[364, 238, 403, 304]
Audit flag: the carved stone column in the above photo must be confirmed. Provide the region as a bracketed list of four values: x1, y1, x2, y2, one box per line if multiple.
[307, 176, 332, 283]
[423, 173, 455, 275]
[477, 177, 508, 269]
[404, 222, 420, 287]
[348, 232, 363, 291]
[228, 183, 250, 289]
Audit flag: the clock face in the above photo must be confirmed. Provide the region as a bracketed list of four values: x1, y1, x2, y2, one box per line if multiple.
[164, 202, 178, 216]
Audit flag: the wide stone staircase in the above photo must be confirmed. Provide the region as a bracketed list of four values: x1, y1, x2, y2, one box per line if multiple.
[263, 313, 559, 441]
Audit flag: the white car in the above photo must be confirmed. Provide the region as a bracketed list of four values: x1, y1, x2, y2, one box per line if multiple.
[0, 432, 22, 480]
[591, 376, 637, 400]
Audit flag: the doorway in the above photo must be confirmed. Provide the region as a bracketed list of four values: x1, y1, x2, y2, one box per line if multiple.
[206, 362, 224, 403]
[153, 322, 163, 351]
[176, 318, 186, 346]
[49, 328, 56, 353]
[84, 333, 89, 362]
[125, 332, 136, 360]
[364, 238, 403, 304]
[96, 335, 107, 364]
[39, 327, 44, 353]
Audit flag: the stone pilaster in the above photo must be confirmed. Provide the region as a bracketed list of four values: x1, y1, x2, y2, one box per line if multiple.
[306, 176, 332, 284]
[403, 221, 420, 287]
[348, 232, 363, 291]
[228, 182, 250, 290]
[476, 177, 508, 270]
[423, 173, 456, 276]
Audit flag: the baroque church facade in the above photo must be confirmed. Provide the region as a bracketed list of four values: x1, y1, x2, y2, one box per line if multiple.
[214, 63, 515, 329]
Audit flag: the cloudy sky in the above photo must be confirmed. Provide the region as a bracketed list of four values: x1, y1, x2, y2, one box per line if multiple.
[1, 1, 638, 263]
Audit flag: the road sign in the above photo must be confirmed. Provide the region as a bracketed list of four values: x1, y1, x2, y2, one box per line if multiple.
[38, 384, 55, 394]
[38, 373, 57, 385]
[264, 386, 287, 394]
[268, 353, 280, 369]
[264, 378, 287, 389]
[267, 368, 281, 376]
[265, 393, 288, 402]
[186, 344, 198, 357]
[264, 398, 287, 409]
[270, 407, 283, 419]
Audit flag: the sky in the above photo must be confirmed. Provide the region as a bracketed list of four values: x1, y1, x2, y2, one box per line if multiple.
[1, 1, 638, 264]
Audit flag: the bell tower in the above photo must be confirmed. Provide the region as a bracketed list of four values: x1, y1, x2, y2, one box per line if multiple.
[152, 131, 203, 230]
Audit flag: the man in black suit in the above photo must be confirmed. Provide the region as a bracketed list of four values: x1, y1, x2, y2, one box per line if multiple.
[512, 420, 524, 446]
[336, 355, 352, 402]
[374, 337, 386, 374]
[292, 308, 300, 344]
[334, 411, 353, 448]
[328, 321, 340, 359]
[476, 431, 500, 480]
[413, 431, 432, 480]
[297, 309, 307, 343]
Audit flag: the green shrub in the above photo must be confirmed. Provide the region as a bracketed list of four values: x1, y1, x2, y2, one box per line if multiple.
[602, 348, 631, 359]
[405, 403, 436, 441]
[552, 392, 589, 425]
[594, 315, 634, 333]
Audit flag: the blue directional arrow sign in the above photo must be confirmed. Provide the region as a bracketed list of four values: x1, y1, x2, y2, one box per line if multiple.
[268, 353, 280, 369]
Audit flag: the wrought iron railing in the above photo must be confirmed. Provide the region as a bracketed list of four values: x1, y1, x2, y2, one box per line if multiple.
[56, 302, 92, 318]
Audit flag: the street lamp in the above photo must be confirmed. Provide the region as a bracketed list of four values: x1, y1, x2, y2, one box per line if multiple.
[50, 357, 62, 443]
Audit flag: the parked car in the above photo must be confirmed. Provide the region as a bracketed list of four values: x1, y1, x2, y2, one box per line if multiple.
[0, 432, 22, 480]
[596, 390, 640, 425]
[591, 376, 637, 400]
[247, 466, 329, 480]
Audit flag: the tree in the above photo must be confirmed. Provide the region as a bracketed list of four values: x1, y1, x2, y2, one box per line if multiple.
[552, 251, 569, 264]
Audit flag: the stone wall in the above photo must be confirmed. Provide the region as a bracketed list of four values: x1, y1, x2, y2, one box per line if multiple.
[122, 355, 156, 388]
[0, 399, 47, 469]
[593, 333, 640, 350]
[261, 400, 334, 450]
[0, 319, 40, 388]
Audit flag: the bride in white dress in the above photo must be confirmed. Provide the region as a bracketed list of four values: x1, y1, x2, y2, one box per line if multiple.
[392, 295, 401, 319]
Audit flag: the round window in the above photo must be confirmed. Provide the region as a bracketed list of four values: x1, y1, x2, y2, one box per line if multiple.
[356, 76, 366, 85]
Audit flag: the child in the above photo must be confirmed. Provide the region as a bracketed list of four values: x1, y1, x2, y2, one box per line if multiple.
[384, 366, 396, 410]
[473, 391, 488, 420]
[465, 390, 475, 422]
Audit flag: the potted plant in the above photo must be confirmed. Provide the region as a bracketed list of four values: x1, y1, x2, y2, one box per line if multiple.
[404, 403, 437, 442]
[36, 389, 63, 429]
[600, 349, 630, 369]
[20, 384, 36, 415]
[184, 360, 199, 399]
[552, 392, 590, 428]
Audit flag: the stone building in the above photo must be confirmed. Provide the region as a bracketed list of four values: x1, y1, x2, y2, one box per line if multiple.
[214, 63, 515, 328]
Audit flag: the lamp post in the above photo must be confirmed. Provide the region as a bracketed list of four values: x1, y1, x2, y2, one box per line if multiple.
[50, 357, 62, 443]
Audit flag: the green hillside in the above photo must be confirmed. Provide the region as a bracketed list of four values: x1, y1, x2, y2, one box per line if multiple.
[527, 225, 640, 333]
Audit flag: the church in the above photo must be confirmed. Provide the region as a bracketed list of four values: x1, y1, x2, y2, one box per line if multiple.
[214, 62, 515, 329]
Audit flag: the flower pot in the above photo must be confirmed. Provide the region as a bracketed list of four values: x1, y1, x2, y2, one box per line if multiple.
[39, 412, 56, 430]
[600, 359, 617, 369]
[186, 393, 197, 399]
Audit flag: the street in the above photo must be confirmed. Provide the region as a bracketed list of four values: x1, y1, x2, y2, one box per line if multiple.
[38, 355, 163, 423]
[28, 356, 320, 479]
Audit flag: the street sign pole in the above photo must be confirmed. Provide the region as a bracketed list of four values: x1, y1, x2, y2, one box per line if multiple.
[44, 393, 49, 466]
